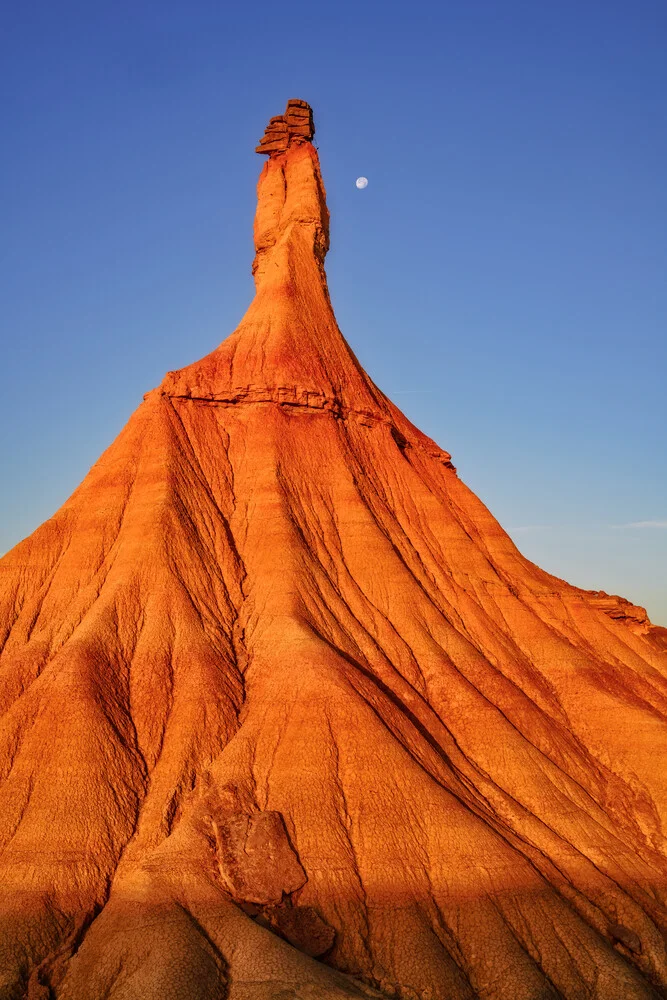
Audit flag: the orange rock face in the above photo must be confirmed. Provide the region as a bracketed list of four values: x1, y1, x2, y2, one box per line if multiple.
[1, 100, 667, 1000]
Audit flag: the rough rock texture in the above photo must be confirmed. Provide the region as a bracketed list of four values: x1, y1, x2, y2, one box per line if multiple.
[258, 903, 336, 957]
[211, 810, 307, 905]
[1, 100, 667, 1000]
[255, 99, 314, 154]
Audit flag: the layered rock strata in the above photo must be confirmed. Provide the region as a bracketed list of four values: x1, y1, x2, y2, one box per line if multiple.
[0, 100, 666, 1000]
[255, 98, 314, 154]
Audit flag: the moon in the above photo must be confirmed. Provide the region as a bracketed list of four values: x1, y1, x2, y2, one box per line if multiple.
[355, 176, 368, 189]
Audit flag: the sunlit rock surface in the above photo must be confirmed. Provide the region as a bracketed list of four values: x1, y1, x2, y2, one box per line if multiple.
[1, 100, 667, 1000]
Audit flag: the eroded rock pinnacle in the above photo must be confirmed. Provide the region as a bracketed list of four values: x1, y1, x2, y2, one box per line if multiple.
[1, 96, 666, 1000]
[255, 98, 315, 155]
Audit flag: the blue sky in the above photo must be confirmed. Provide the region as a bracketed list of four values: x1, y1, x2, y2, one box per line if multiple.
[2, 0, 666, 622]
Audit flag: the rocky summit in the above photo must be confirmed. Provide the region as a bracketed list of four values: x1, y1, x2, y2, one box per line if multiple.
[255, 98, 315, 154]
[1, 100, 667, 1000]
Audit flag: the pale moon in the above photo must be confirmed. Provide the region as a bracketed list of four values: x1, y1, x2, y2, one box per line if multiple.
[355, 176, 368, 189]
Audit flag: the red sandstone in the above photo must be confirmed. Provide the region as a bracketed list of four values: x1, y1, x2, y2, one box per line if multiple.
[0, 100, 666, 1000]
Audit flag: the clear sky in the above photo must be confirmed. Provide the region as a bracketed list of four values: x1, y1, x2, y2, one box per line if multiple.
[2, 1, 666, 623]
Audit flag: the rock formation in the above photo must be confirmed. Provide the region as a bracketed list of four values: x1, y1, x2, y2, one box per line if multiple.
[1, 99, 667, 1000]
[255, 98, 314, 154]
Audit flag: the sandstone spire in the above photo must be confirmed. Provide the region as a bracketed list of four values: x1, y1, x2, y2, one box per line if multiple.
[255, 98, 315, 154]
[0, 101, 666, 1000]
[160, 100, 453, 467]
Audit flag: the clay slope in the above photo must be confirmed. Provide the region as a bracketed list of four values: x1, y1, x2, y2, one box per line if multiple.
[1, 100, 667, 1000]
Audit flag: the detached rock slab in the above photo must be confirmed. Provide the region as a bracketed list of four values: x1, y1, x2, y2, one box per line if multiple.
[212, 810, 307, 905]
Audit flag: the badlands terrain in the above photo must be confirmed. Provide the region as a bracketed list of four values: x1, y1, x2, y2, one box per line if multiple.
[1, 100, 666, 1000]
